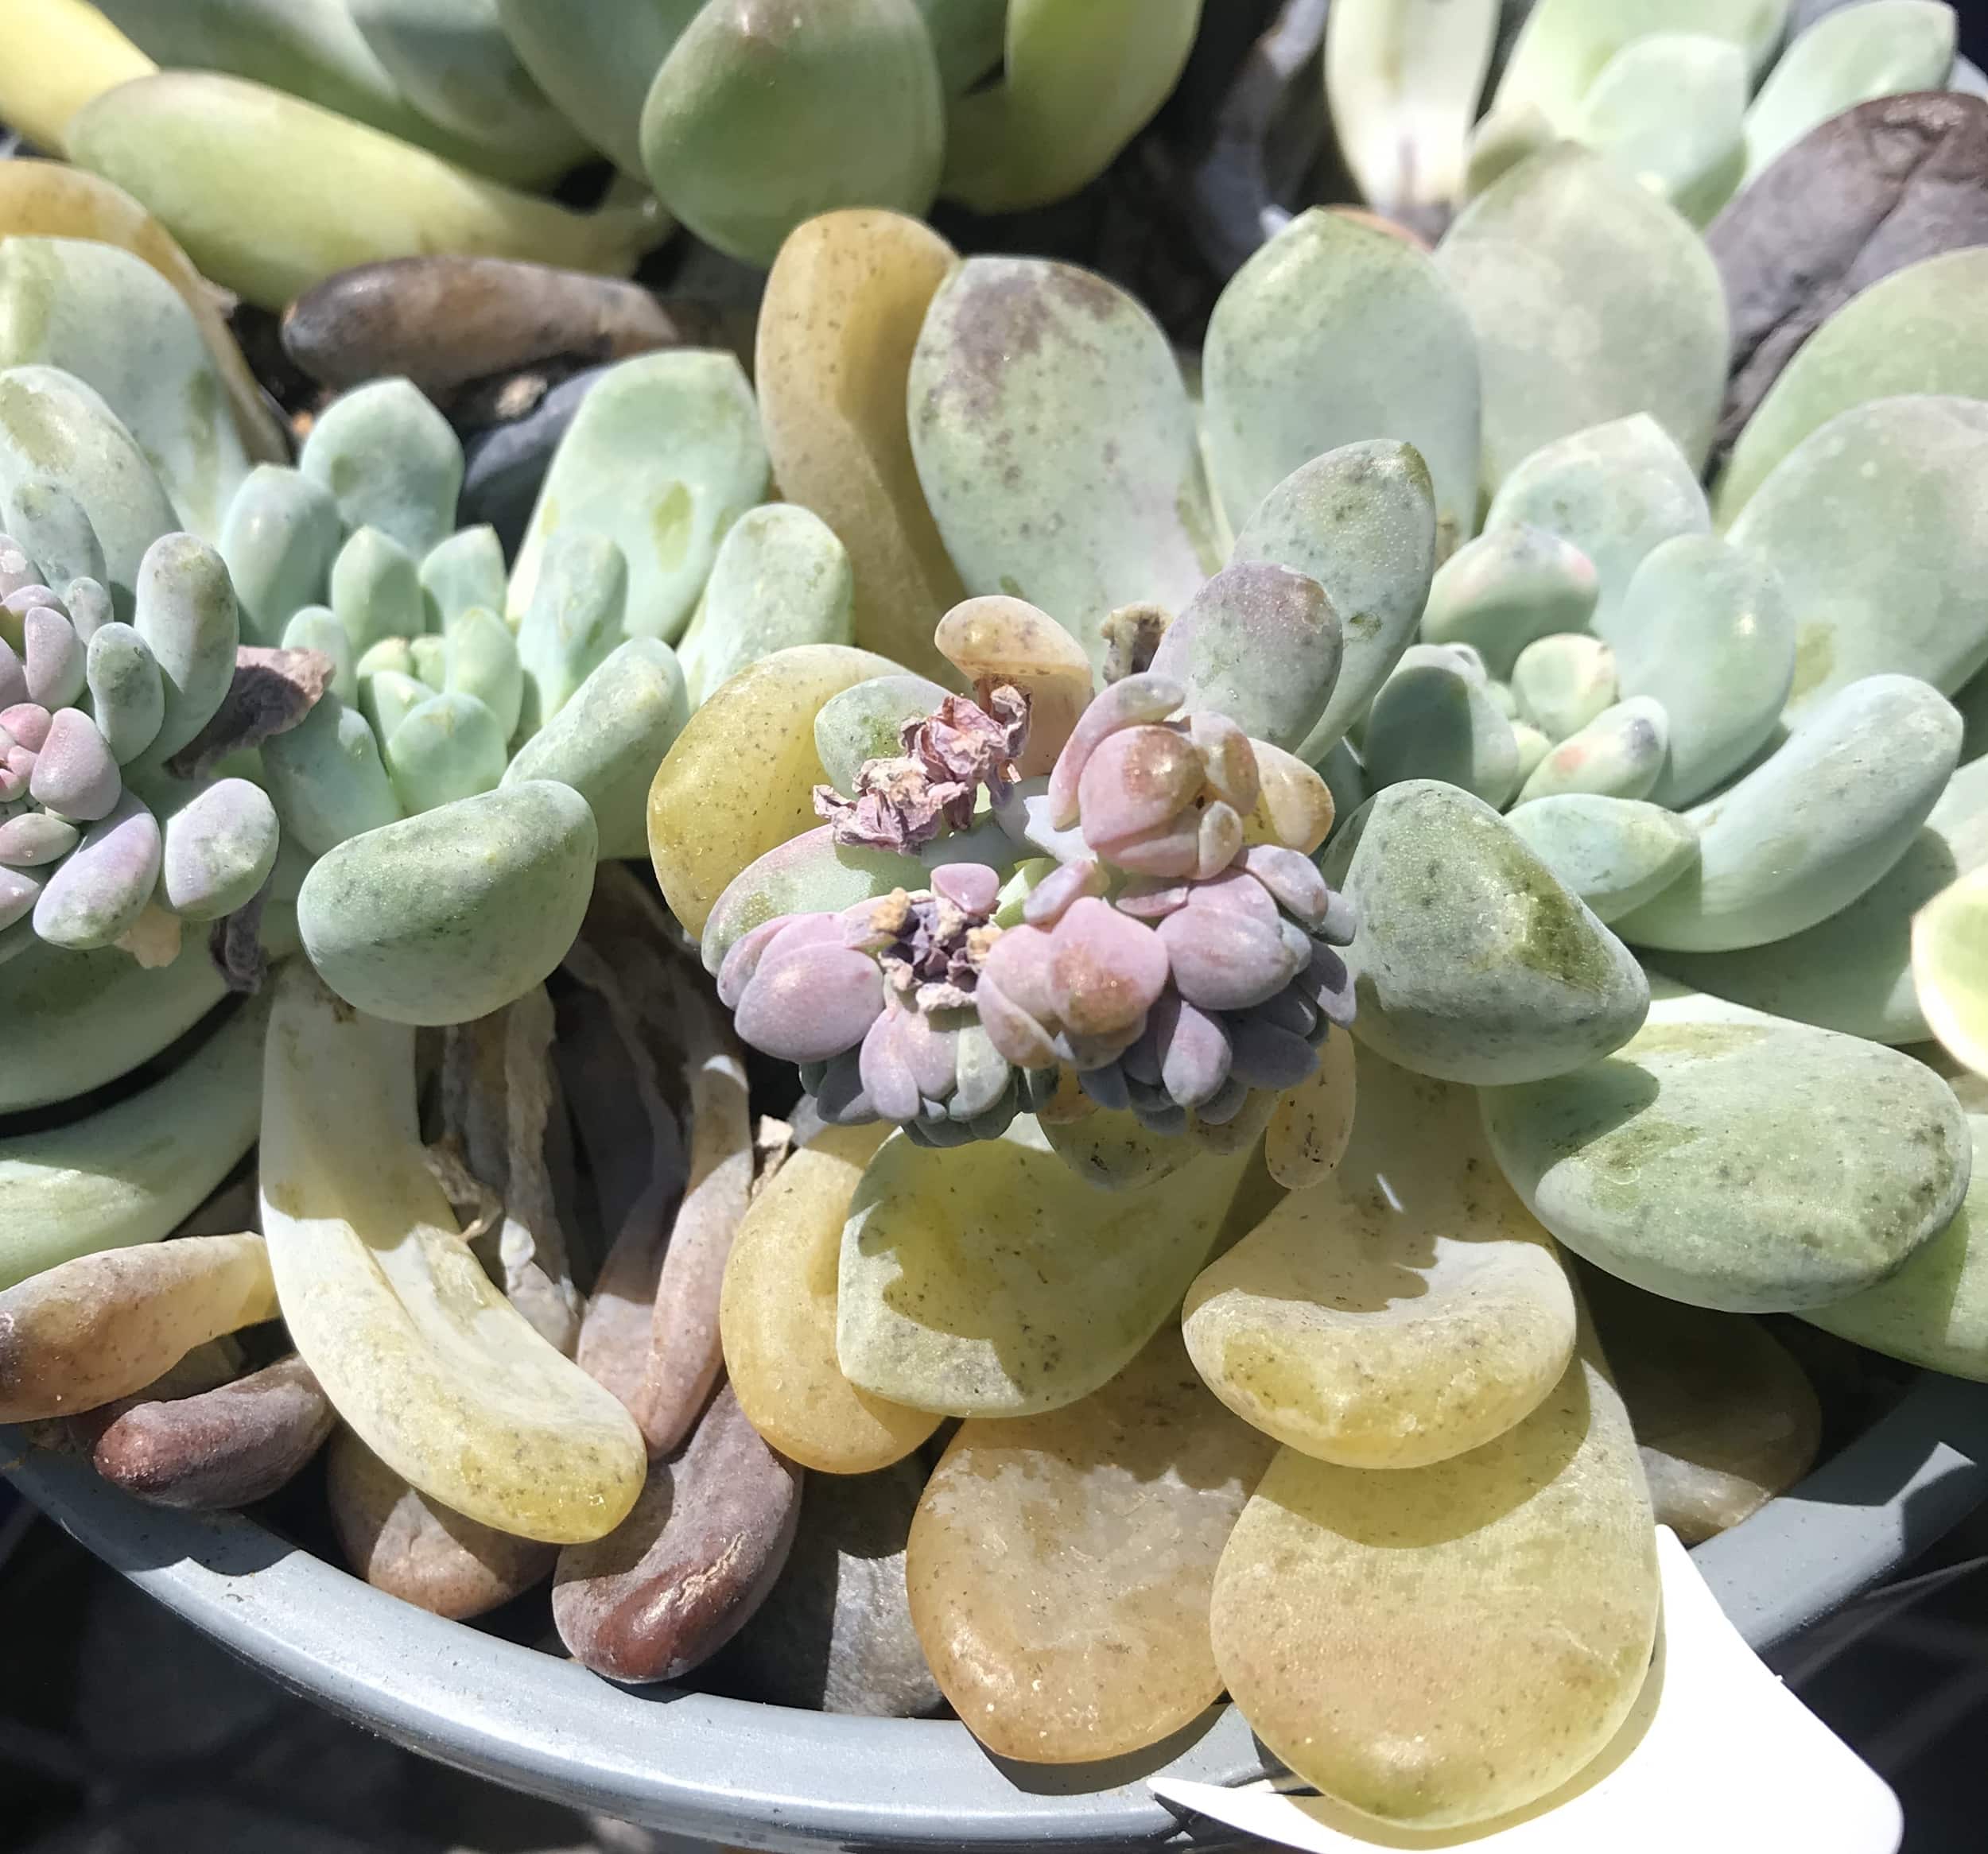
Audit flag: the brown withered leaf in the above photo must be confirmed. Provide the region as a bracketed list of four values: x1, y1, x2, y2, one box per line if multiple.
[1709, 91, 1988, 464]
[207, 876, 270, 995]
[166, 646, 336, 781]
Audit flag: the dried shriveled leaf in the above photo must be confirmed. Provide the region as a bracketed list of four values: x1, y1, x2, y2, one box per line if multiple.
[440, 984, 581, 1356]
[570, 867, 754, 1457]
[327, 1425, 557, 1619]
[553, 1382, 801, 1682]
[91, 1353, 334, 1511]
[1708, 91, 1988, 464]
[164, 646, 335, 781]
[282, 256, 693, 398]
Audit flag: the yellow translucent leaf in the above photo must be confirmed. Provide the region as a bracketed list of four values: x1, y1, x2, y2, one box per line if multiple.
[646, 642, 901, 937]
[1184, 1047, 1575, 1466]
[720, 1120, 939, 1473]
[0, 0, 153, 154]
[1243, 739, 1335, 853]
[908, 1325, 1276, 1763]
[756, 209, 964, 684]
[1210, 1335, 1659, 1829]
[259, 965, 646, 1544]
[839, 1118, 1248, 1415]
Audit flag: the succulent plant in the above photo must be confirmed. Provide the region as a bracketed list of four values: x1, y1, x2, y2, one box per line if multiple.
[2, 0, 1209, 301]
[14, 17, 1988, 1848]
[1329, 0, 1968, 238]
[712, 627, 1358, 1150]
[0, 525, 281, 962]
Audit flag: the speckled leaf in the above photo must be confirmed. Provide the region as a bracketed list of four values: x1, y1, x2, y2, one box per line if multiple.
[1322, 779, 1649, 1084]
[1435, 144, 1729, 488]
[1717, 249, 1988, 526]
[837, 1119, 1248, 1416]
[0, 238, 247, 539]
[1483, 984, 1973, 1311]
[1807, 1115, 1988, 1378]
[1204, 209, 1479, 551]
[1229, 440, 1439, 760]
[907, 256, 1220, 680]
[1483, 414, 1710, 635]
[1582, 1266, 1819, 1544]
[1617, 674, 1959, 952]
[1657, 757, 1988, 1042]
[755, 209, 964, 685]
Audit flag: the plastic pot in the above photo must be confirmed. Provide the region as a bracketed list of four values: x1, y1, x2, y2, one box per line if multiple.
[8, 1369, 1988, 1850]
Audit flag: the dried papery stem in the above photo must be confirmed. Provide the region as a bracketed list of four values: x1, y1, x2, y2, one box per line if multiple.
[557, 975, 682, 1410]
[568, 866, 752, 1457]
[438, 985, 584, 1354]
[91, 1353, 336, 1511]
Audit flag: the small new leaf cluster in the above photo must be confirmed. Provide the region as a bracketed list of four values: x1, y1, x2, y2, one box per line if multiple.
[0, 521, 277, 961]
[716, 671, 1356, 1147]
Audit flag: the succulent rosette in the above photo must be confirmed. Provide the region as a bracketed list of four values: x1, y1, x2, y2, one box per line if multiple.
[716, 657, 1357, 1149]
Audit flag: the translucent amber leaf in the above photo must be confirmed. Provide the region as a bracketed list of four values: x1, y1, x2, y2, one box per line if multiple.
[838, 1119, 1248, 1415]
[647, 642, 901, 937]
[720, 1121, 940, 1474]
[756, 208, 964, 685]
[1210, 1335, 1659, 1829]
[1186, 1047, 1575, 1466]
[907, 1325, 1276, 1763]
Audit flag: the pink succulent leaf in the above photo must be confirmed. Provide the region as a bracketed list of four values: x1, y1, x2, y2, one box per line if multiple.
[932, 861, 1001, 916]
[1239, 844, 1330, 927]
[1046, 896, 1169, 1041]
[1046, 672, 1184, 828]
[976, 973, 1058, 1070]
[1022, 856, 1106, 927]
